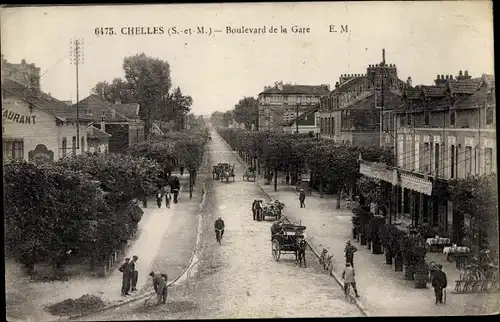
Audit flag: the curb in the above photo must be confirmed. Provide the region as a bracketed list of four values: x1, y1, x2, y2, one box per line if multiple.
[57, 177, 209, 320]
[217, 131, 368, 317]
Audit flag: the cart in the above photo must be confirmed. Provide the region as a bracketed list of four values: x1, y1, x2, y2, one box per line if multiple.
[243, 167, 256, 181]
[261, 200, 285, 220]
[271, 223, 307, 261]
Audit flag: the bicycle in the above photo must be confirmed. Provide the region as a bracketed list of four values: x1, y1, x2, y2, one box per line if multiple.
[215, 228, 223, 245]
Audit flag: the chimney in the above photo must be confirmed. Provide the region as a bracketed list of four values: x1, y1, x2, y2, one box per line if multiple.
[335, 82, 340, 89]
[406, 77, 412, 87]
[445, 75, 449, 80]
[450, 75, 453, 80]
[21, 59, 26, 65]
[459, 70, 463, 77]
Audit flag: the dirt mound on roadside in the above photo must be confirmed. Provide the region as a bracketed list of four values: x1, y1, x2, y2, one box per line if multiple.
[46, 294, 106, 316]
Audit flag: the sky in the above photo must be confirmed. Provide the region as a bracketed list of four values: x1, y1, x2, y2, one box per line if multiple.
[1, 2, 494, 116]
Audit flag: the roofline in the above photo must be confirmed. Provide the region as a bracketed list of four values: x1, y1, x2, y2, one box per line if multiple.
[2, 85, 69, 122]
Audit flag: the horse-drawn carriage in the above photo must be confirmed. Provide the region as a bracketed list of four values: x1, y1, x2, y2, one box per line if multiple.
[212, 163, 235, 182]
[243, 167, 256, 181]
[271, 222, 307, 263]
[252, 200, 285, 221]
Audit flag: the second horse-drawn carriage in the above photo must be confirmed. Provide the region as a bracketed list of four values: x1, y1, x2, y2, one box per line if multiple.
[271, 222, 307, 264]
[212, 163, 235, 182]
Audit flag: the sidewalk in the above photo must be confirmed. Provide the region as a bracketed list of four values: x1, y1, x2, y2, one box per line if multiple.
[258, 177, 499, 316]
[6, 173, 201, 321]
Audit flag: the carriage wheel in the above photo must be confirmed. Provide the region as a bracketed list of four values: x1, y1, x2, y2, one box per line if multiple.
[272, 239, 281, 261]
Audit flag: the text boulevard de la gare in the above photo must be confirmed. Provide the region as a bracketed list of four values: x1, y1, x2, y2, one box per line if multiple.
[94, 25, 349, 37]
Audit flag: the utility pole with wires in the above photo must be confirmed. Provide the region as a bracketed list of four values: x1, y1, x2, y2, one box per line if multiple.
[70, 37, 84, 150]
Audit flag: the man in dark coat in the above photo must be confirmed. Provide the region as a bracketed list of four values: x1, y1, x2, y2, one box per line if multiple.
[299, 189, 306, 208]
[171, 177, 180, 204]
[129, 255, 139, 292]
[345, 241, 358, 268]
[214, 217, 225, 242]
[161, 273, 168, 303]
[119, 258, 131, 296]
[149, 271, 166, 305]
[431, 264, 447, 305]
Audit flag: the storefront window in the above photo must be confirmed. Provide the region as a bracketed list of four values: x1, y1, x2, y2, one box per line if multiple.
[2, 139, 24, 160]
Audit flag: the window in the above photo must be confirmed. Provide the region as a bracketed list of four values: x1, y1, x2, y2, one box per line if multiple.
[81, 137, 85, 153]
[423, 142, 430, 173]
[450, 145, 455, 178]
[465, 146, 472, 176]
[486, 106, 494, 125]
[474, 147, 479, 174]
[331, 117, 335, 135]
[450, 111, 456, 126]
[72, 136, 77, 155]
[400, 115, 405, 127]
[407, 114, 412, 126]
[434, 143, 440, 175]
[485, 148, 493, 173]
[62, 138, 67, 157]
[3, 139, 24, 160]
[424, 111, 430, 125]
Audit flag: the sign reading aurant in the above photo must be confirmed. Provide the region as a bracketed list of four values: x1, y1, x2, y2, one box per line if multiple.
[3, 109, 37, 124]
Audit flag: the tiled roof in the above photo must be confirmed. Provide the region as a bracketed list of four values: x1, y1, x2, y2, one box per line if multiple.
[116, 103, 140, 119]
[2, 77, 93, 122]
[285, 104, 319, 126]
[335, 77, 366, 93]
[260, 84, 329, 96]
[448, 78, 482, 94]
[422, 85, 447, 98]
[87, 125, 111, 139]
[75, 94, 130, 122]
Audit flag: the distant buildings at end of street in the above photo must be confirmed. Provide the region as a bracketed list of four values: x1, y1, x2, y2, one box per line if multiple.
[257, 81, 329, 132]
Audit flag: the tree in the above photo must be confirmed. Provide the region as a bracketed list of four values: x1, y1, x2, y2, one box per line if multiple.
[4, 160, 106, 276]
[448, 174, 498, 252]
[92, 78, 134, 104]
[233, 97, 259, 130]
[159, 87, 193, 131]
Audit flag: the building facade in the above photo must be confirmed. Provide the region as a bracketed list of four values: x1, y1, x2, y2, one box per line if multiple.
[360, 71, 495, 244]
[258, 81, 329, 132]
[319, 50, 408, 148]
[2, 77, 91, 162]
[75, 95, 145, 153]
[283, 105, 320, 135]
[86, 125, 110, 153]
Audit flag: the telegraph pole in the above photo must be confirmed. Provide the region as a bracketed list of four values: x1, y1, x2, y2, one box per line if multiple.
[70, 37, 84, 150]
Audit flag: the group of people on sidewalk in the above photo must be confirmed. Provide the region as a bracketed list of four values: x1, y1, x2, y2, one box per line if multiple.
[119, 255, 139, 297]
[156, 176, 181, 208]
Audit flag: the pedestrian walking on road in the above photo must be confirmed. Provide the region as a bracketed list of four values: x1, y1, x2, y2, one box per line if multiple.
[165, 191, 171, 208]
[252, 200, 259, 220]
[171, 177, 180, 204]
[345, 241, 357, 268]
[119, 258, 131, 296]
[431, 264, 447, 305]
[156, 191, 163, 208]
[129, 255, 139, 292]
[342, 263, 360, 299]
[299, 189, 306, 208]
[149, 271, 167, 305]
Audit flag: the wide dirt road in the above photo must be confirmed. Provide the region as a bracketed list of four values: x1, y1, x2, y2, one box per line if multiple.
[86, 130, 362, 319]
